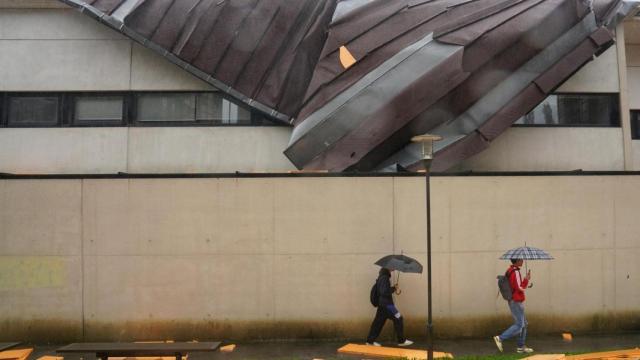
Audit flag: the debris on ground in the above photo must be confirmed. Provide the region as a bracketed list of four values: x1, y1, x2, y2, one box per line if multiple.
[219, 345, 236, 353]
[338, 343, 453, 360]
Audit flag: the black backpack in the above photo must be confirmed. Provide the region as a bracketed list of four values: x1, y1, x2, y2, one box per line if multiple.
[497, 268, 514, 301]
[370, 282, 379, 307]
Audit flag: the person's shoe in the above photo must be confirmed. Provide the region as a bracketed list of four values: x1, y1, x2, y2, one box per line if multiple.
[517, 346, 534, 353]
[493, 336, 503, 352]
[398, 340, 413, 347]
[366, 342, 381, 347]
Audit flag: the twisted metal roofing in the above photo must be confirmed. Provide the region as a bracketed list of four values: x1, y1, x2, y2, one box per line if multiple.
[60, 0, 638, 172]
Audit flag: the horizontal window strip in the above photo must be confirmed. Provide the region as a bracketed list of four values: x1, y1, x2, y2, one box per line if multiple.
[0, 91, 287, 128]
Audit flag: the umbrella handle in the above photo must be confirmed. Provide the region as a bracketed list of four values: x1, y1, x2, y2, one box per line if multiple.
[394, 272, 401, 295]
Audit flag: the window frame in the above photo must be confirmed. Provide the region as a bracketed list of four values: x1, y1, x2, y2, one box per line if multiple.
[630, 110, 640, 140]
[0, 91, 286, 128]
[512, 92, 621, 128]
[68, 92, 130, 127]
[2, 92, 65, 128]
[130, 91, 268, 127]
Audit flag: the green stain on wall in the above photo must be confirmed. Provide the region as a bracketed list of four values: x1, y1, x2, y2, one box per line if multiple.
[0, 257, 66, 289]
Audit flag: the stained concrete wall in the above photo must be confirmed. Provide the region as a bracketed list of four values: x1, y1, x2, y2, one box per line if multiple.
[1, 175, 639, 342]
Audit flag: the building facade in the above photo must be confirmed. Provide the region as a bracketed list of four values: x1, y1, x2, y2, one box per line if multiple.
[1, 0, 640, 342]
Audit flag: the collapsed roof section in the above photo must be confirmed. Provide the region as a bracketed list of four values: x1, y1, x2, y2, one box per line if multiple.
[286, 0, 637, 172]
[59, 0, 639, 172]
[58, 0, 338, 123]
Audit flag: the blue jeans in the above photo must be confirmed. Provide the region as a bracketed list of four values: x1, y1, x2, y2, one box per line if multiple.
[499, 300, 527, 347]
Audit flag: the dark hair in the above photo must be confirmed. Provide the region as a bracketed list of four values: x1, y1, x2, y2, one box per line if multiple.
[510, 259, 522, 264]
[379, 268, 391, 276]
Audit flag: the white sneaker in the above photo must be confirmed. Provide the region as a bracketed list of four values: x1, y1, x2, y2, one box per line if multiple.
[398, 340, 413, 347]
[493, 336, 503, 352]
[366, 342, 381, 347]
[517, 347, 534, 353]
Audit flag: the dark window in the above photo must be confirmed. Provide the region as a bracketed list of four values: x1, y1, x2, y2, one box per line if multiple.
[7, 95, 60, 126]
[0, 91, 285, 127]
[72, 94, 125, 126]
[631, 110, 640, 140]
[514, 93, 620, 127]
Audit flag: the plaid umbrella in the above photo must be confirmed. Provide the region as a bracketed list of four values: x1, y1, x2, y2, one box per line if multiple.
[499, 246, 553, 260]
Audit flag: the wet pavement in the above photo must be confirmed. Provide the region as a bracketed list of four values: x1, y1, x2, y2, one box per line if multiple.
[20, 333, 640, 360]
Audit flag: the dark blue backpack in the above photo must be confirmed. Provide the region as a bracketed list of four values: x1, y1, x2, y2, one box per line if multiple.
[370, 282, 379, 307]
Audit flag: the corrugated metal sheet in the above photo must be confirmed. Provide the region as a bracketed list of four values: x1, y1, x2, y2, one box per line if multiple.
[59, 0, 638, 172]
[58, 0, 338, 123]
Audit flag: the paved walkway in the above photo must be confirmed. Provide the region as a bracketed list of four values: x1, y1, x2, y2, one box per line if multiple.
[21, 333, 640, 360]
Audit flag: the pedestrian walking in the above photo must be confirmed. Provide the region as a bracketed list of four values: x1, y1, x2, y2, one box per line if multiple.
[366, 267, 414, 347]
[494, 258, 534, 353]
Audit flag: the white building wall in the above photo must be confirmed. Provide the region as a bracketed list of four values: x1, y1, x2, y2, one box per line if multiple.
[625, 21, 640, 109]
[458, 127, 625, 171]
[556, 46, 620, 93]
[0, 8, 295, 174]
[625, 20, 640, 170]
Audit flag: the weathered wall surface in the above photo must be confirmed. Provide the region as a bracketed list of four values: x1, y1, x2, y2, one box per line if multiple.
[1, 176, 639, 342]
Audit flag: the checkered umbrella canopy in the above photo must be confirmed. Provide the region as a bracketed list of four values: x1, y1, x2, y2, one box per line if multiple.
[499, 246, 553, 260]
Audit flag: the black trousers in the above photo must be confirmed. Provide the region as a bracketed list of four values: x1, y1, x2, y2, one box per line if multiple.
[366, 305, 405, 343]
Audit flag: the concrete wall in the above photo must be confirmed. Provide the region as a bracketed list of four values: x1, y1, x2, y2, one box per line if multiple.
[625, 21, 640, 170]
[1, 175, 639, 342]
[556, 46, 620, 93]
[0, 127, 295, 174]
[456, 127, 625, 171]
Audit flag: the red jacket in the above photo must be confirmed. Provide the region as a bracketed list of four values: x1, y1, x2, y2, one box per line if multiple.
[507, 265, 529, 302]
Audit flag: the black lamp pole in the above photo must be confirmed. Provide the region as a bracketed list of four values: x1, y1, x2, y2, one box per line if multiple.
[425, 162, 433, 360]
[411, 134, 441, 360]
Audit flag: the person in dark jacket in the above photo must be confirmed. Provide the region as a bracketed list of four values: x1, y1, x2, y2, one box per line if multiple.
[366, 268, 414, 347]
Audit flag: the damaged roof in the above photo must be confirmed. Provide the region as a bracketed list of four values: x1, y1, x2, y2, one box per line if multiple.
[59, 0, 638, 172]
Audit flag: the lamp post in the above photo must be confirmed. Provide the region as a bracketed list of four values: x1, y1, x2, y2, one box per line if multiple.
[410, 134, 442, 360]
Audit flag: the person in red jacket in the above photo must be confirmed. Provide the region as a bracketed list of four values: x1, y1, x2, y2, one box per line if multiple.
[493, 258, 533, 353]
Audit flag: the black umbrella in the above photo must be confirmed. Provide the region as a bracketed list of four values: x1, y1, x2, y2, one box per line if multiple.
[375, 254, 423, 273]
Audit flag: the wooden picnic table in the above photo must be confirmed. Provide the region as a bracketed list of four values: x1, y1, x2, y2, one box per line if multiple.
[0, 343, 21, 352]
[57, 342, 221, 360]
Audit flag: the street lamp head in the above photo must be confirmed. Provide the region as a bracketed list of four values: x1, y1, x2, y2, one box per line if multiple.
[411, 134, 443, 163]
